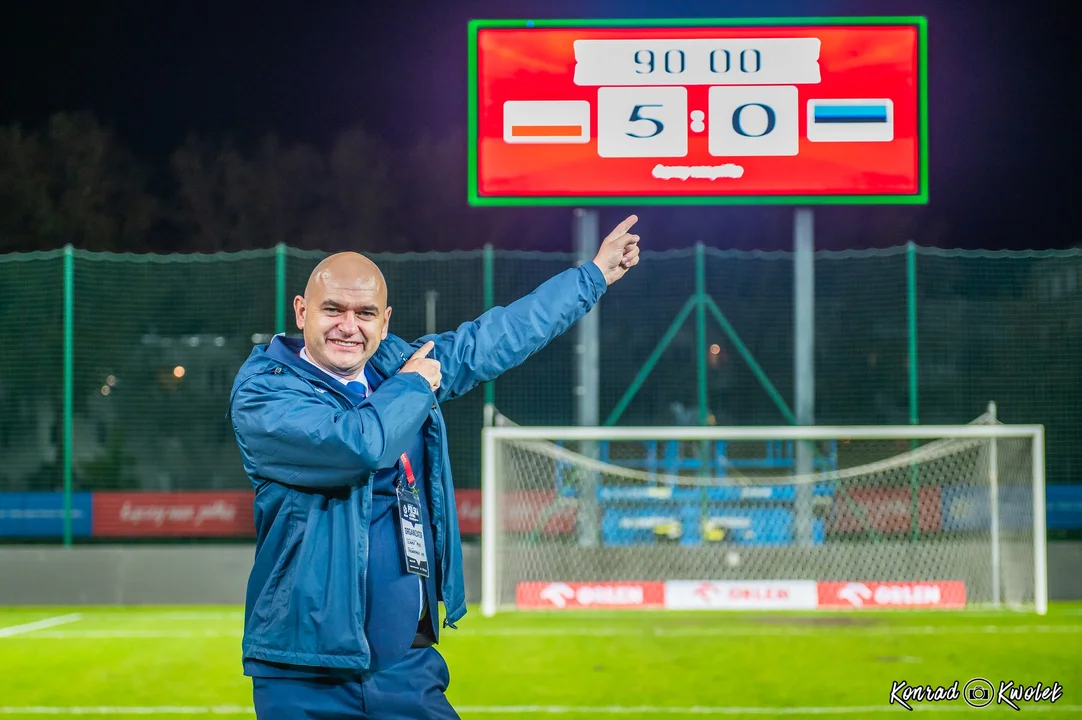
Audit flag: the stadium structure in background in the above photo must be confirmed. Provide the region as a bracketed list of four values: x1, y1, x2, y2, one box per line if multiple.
[465, 17, 1042, 618]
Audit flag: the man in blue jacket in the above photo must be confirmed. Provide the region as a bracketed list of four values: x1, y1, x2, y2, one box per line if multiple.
[229, 215, 641, 718]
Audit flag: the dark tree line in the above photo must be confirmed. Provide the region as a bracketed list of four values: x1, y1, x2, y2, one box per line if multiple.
[0, 110, 952, 258]
[0, 111, 550, 255]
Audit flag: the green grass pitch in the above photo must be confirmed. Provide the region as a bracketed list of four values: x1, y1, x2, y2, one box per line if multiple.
[1, 604, 1080, 718]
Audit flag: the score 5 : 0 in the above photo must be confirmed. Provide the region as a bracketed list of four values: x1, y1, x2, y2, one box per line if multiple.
[635, 48, 763, 74]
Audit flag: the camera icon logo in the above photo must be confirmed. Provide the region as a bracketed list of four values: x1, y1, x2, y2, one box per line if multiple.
[963, 678, 995, 708]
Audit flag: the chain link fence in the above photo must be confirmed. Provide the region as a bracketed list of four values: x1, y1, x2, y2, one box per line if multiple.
[1, 244, 1078, 540]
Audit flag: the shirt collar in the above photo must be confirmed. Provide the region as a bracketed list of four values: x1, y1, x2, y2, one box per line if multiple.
[299, 347, 369, 392]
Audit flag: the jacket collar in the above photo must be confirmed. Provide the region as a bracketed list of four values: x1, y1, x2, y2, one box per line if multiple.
[265, 334, 411, 385]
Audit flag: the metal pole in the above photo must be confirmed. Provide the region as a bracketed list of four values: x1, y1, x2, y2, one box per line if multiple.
[988, 401, 1001, 607]
[793, 209, 815, 547]
[574, 209, 600, 548]
[1033, 425, 1048, 616]
[574, 210, 601, 428]
[425, 290, 438, 336]
[63, 245, 74, 549]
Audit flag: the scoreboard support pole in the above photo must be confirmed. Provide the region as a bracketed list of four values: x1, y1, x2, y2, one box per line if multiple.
[793, 208, 816, 546]
[574, 208, 602, 547]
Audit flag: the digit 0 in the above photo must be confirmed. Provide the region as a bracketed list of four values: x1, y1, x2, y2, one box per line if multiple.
[664, 49, 685, 74]
[732, 103, 776, 137]
[711, 49, 761, 74]
[740, 49, 762, 73]
[710, 49, 731, 74]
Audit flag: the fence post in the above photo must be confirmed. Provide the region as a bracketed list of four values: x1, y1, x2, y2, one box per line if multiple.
[275, 243, 287, 336]
[694, 243, 710, 515]
[62, 245, 74, 549]
[695, 243, 708, 426]
[907, 241, 919, 426]
[483, 244, 494, 407]
[907, 240, 920, 541]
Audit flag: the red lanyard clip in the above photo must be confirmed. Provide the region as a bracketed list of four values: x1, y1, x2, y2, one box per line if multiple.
[400, 453, 416, 488]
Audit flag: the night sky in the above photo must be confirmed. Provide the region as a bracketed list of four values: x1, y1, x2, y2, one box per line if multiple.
[2, 0, 1077, 252]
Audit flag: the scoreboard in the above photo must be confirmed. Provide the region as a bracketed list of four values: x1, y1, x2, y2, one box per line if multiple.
[468, 17, 928, 206]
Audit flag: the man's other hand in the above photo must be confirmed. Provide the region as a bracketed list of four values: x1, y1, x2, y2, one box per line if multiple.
[401, 341, 442, 391]
[592, 214, 641, 286]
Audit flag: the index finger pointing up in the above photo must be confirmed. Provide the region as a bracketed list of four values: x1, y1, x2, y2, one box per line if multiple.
[605, 214, 639, 242]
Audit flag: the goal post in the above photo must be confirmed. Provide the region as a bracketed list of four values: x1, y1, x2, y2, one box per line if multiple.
[480, 418, 1047, 617]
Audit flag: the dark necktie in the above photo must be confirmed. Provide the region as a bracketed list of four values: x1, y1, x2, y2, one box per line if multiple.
[346, 381, 367, 400]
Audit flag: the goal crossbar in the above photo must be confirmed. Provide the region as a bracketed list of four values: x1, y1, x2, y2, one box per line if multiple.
[483, 424, 1046, 442]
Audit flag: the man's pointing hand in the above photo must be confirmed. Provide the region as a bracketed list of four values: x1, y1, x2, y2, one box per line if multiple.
[592, 214, 641, 286]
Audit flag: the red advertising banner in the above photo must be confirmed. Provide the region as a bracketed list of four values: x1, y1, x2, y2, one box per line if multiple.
[502, 490, 577, 535]
[517, 581, 666, 609]
[817, 581, 967, 609]
[92, 492, 255, 538]
[92, 489, 569, 538]
[453, 489, 577, 536]
[456, 489, 483, 535]
[828, 486, 943, 534]
[470, 17, 927, 205]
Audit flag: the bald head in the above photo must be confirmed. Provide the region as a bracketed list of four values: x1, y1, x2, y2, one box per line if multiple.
[294, 252, 392, 379]
[304, 252, 387, 306]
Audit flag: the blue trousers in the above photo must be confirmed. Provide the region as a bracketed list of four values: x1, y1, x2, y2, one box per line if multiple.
[251, 647, 459, 720]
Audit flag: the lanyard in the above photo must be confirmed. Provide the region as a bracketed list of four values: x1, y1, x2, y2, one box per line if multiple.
[400, 453, 416, 488]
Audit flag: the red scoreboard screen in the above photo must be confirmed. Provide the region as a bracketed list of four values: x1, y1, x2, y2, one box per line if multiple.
[468, 17, 928, 206]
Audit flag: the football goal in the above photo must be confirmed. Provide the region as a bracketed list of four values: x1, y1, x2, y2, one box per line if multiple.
[480, 410, 1046, 616]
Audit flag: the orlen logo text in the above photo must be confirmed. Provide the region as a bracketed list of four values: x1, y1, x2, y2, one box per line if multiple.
[837, 582, 873, 607]
[516, 581, 665, 610]
[819, 581, 967, 609]
[730, 585, 789, 601]
[665, 580, 819, 610]
[697, 582, 791, 603]
[538, 583, 577, 608]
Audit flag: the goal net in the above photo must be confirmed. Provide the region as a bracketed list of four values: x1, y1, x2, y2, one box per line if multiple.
[480, 411, 1047, 616]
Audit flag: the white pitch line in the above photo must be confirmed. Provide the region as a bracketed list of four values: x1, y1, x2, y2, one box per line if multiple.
[2, 706, 1082, 716]
[0, 708, 251, 716]
[646, 624, 1082, 637]
[0, 613, 82, 638]
[458, 707, 1082, 715]
[455, 707, 1082, 715]
[13, 630, 242, 639]
[4, 624, 1082, 640]
[459, 624, 1082, 637]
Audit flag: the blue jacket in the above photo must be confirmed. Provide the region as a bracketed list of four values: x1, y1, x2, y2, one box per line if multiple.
[229, 261, 608, 671]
